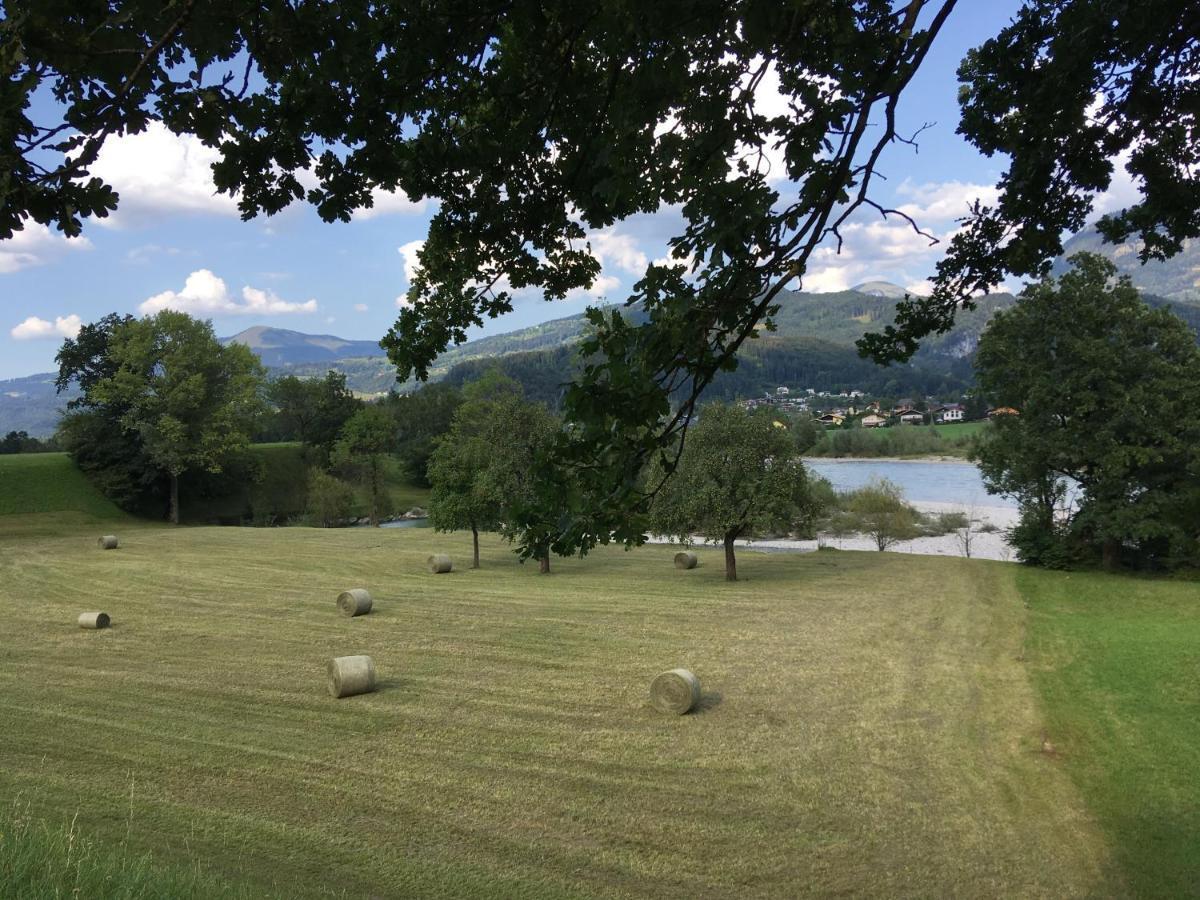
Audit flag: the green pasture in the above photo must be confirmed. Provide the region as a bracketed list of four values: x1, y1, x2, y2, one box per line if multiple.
[0, 451, 1195, 897]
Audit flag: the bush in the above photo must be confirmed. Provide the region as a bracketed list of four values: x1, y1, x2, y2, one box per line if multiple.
[839, 478, 921, 551]
[306, 468, 355, 527]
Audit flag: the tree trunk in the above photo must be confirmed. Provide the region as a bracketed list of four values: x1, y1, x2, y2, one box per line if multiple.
[539, 554, 550, 574]
[472, 525, 480, 569]
[724, 532, 737, 582]
[1102, 537, 1121, 571]
[168, 472, 180, 525]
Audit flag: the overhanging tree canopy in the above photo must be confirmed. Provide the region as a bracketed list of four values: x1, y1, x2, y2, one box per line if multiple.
[4, 0, 1197, 554]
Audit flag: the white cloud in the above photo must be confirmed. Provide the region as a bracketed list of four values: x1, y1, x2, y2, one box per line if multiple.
[397, 240, 425, 284]
[10, 314, 82, 340]
[894, 179, 1002, 224]
[395, 295, 412, 310]
[139, 269, 317, 316]
[353, 303, 368, 313]
[88, 121, 238, 227]
[587, 228, 648, 274]
[352, 187, 429, 220]
[0, 222, 92, 274]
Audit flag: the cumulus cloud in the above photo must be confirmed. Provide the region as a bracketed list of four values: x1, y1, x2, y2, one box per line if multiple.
[587, 227, 648, 274]
[10, 314, 83, 340]
[0, 222, 92, 274]
[894, 179, 1002, 224]
[397, 240, 425, 284]
[88, 121, 238, 226]
[139, 269, 317, 316]
[352, 187, 429, 220]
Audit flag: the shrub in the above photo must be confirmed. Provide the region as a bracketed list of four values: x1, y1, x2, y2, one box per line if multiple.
[306, 468, 355, 527]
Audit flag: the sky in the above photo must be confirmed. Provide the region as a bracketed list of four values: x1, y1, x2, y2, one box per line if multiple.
[0, 3, 1138, 380]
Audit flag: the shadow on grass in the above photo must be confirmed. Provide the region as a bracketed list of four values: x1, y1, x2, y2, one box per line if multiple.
[694, 690, 723, 714]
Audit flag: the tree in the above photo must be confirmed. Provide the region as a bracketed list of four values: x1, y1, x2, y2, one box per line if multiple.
[5, 2, 1196, 556]
[58, 311, 265, 523]
[649, 403, 819, 581]
[331, 406, 395, 527]
[974, 253, 1200, 569]
[840, 479, 920, 552]
[267, 371, 360, 460]
[425, 375, 518, 568]
[382, 382, 462, 486]
[306, 467, 355, 528]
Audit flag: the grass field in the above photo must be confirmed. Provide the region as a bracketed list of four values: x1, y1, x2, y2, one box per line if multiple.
[1018, 569, 1200, 898]
[808, 420, 990, 459]
[2, 451, 1196, 897]
[3, 515, 1117, 898]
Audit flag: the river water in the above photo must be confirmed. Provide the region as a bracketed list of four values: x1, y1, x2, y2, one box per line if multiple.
[804, 458, 1014, 508]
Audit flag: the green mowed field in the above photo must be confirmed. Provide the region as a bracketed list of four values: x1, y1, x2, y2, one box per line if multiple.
[2, 518, 1121, 898]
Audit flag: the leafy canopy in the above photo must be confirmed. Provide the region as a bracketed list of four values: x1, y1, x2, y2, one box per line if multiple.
[5, 1, 1197, 553]
[649, 403, 818, 579]
[56, 310, 266, 521]
[974, 253, 1200, 567]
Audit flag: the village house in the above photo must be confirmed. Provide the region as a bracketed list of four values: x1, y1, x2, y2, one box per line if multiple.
[861, 414, 888, 428]
[817, 413, 845, 427]
[899, 411, 925, 425]
[932, 404, 965, 424]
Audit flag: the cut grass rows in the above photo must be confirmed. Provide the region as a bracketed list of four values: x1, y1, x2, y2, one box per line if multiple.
[0, 521, 1110, 898]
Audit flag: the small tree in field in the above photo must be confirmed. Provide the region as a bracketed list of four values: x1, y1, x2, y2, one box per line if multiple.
[844, 478, 919, 552]
[332, 406, 394, 526]
[649, 403, 819, 582]
[427, 372, 559, 571]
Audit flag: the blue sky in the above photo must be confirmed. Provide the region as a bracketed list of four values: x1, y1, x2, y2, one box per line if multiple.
[0, 3, 1135, 380]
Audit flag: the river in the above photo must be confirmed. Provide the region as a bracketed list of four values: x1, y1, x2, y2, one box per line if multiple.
[803, 458, 1014, 508]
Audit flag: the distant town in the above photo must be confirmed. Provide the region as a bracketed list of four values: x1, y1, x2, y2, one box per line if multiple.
[740, 385, 1017, 427]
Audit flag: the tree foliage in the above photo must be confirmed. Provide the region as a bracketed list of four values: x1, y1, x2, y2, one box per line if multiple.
[427, 373, 528, 568]
[5, 1, 1197, 555]
[974, 253, 1200, 569]
[331, 406, 395, 527]
[57, 311, 265, 523]
[837, 479, 920, 552]
[649, 403, 819, 581]
[266, 371, 360, 460]
[380, 382, 462, 487]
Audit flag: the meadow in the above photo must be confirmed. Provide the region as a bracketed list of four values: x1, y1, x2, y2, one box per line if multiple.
[1, 453, 1196, 898]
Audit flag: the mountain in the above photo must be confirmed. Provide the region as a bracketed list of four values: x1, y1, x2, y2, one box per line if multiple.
[6, 249, 1200, 437]
[0, 372, 77, 437]
[221, 326, 387, 367]
[1056, 228, 1200, 302]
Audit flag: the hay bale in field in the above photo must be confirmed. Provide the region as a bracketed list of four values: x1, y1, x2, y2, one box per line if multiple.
[97, 535, 119, 550]
[427, 553, 453, 574]
[327, 655, 376, 698]
[650, 668, 701, 715]
[78, 612, 111, 629]
[336, 588, 373, 617]
[674, 550, 698, 570]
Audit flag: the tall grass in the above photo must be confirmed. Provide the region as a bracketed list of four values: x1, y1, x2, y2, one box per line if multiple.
[0, 802, 258, 899]
[807, 423, 984, 458]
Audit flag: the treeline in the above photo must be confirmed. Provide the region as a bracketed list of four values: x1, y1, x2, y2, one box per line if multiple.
[0, 430, 58, 453]
[52, 311, 469, 525]
[435, 335, 970, 411]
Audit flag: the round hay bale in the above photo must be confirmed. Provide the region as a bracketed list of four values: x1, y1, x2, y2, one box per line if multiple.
[327, 655, 376, 698]
[650, 668, 701, 715]
[97, 535, 119, 550]
[674, 551, 698, 570]
[427, 553, 453, 574]
[78, 612, 111, 630]
[336, 588, 373, 617]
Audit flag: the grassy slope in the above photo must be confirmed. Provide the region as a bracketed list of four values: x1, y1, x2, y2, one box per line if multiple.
[0, 521, 1110, 899]
[0, 452, 124, 519]
[1018, 568, 1200, 899]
